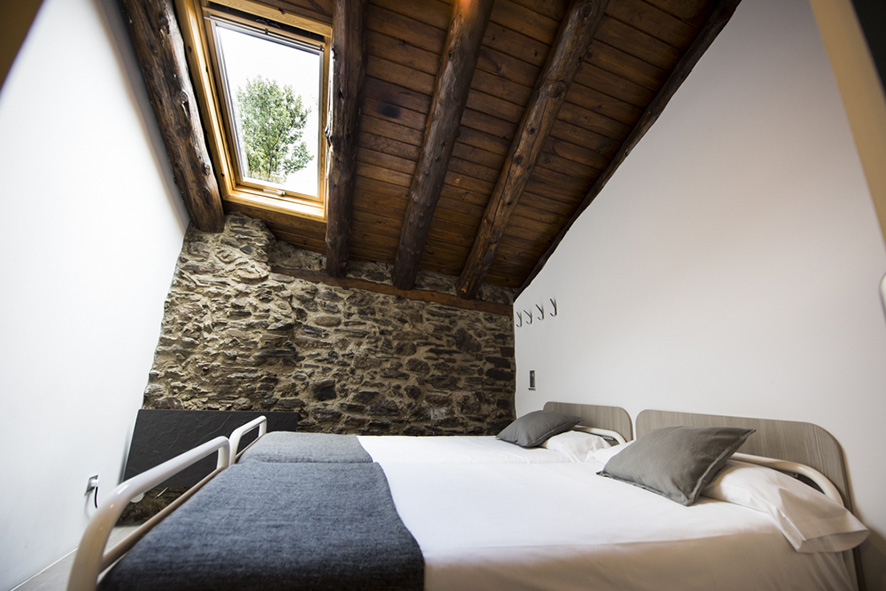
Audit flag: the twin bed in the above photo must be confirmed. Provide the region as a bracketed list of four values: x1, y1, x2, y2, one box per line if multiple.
[69, 403, 867, 590]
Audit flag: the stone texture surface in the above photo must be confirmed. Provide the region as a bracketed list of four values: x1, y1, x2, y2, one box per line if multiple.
[143, 213, 517, 435]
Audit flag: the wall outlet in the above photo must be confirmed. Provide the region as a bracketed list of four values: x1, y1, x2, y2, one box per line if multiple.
[529, 370, 536, 390]
[86, 475, 100, 509]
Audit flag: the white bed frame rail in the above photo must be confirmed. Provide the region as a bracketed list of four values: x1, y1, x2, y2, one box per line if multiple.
[574, 424, 628, 445]
[229, 415, 268, 462]
[67, 436, 231, 591]
[732, 452, 844, 505]
[731, 451, 858, 588]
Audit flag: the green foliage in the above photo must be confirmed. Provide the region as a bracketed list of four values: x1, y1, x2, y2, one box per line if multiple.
[236, 76, 313, 183]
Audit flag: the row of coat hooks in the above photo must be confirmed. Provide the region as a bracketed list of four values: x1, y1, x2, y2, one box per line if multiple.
[515, 298, 557, 328]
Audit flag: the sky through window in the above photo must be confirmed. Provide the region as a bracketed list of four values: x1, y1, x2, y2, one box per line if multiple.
[215, 24, 321, 198]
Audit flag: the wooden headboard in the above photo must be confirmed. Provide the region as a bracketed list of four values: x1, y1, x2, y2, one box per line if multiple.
[543, 402, 633, 442]
[636, 409, 851, 509]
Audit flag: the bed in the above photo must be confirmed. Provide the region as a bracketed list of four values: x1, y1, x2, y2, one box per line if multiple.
[234, 402, 631, 465]
[68, 404, 868, 591]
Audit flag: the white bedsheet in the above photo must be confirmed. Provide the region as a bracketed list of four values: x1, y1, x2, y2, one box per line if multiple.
[380, 459, 854, 591]
[357, 435, 573, 464]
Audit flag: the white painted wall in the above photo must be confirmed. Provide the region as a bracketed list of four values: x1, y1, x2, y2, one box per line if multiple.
[0, 0, 188, 587]
[515, 0, 886, 586]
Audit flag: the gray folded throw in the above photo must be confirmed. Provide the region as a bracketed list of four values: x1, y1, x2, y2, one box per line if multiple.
[99, 461, 423, 590]
[240, 431, 372, 463]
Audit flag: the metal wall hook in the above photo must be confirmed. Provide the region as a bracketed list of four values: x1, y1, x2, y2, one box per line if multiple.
[516, 299, 556, 326]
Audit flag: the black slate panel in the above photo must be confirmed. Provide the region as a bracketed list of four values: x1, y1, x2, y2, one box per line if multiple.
[123, 410, 302, 486]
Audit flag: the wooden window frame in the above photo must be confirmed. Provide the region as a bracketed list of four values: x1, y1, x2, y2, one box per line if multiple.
[175, 0, 331, 221]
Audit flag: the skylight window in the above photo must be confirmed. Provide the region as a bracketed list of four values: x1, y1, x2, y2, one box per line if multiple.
[211, 21, 321, 198]
[175, 0, 331, 219]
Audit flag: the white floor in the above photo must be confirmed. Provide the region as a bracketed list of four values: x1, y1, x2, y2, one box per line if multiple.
[13, 527, 138, 591]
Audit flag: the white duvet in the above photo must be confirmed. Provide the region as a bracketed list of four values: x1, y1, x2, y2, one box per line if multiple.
[379, 459, 854, 591]
[357, 435, 574, 464]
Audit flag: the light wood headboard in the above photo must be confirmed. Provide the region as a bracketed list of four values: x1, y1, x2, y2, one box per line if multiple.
[636, 409, 851, 509]
[543, 402, 633, 442]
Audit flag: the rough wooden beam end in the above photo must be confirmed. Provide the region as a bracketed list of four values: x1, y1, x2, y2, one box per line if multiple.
[120, 0, 224, 232]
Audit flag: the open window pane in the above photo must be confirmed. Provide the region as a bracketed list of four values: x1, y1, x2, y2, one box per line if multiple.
[213, 22, 321, 199]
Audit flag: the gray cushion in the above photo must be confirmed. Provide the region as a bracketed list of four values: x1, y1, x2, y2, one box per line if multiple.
[497, 410, 581, 448]
[598, 425, 755, 506]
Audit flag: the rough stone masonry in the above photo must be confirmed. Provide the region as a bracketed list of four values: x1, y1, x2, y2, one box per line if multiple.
[143, 213, 517, 435]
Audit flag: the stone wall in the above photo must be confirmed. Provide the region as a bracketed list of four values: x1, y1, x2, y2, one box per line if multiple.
[143, 213, 517, 435]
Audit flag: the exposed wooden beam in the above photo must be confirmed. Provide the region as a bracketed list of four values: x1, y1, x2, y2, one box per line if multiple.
[1, 0, 43, 93]
[119, 0, 224, 232]
[391, 0, 494, 290]
[519, 0, 742, 293]
[272, 265, 512, 316]
[810, 0, 886, 250]
[325, 0, 365, 277]
[456, 0, 608, 299]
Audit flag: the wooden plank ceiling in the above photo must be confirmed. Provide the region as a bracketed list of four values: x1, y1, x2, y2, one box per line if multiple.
[223, 0, 738, 299]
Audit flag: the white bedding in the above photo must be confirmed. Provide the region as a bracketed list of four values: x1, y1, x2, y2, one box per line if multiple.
[357, 435, 575, 464]
[379, 459, 854, 591]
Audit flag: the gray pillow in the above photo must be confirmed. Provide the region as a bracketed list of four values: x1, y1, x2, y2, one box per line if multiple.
[598, 425, 755, 506]
[497, 410, 581, 448]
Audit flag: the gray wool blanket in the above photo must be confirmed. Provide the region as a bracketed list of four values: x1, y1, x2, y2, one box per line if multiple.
[98, 461, 423, 590]
[239, 431, 373, 463]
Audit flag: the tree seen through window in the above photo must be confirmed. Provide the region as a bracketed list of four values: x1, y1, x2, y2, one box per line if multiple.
[236, 76, 313, 184]
[214, 21, 321, 198]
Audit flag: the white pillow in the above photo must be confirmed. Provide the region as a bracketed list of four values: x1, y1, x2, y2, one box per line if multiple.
[587, 440, 632, 464]
[541, 430, 610, 461]
[702, 460, 868, 553]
